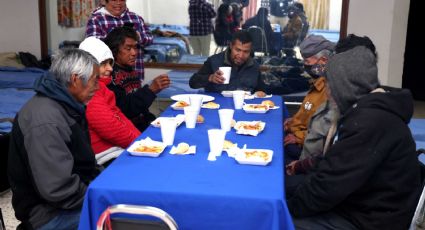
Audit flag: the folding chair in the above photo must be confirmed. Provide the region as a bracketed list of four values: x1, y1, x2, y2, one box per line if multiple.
[97, 204, 178, 230]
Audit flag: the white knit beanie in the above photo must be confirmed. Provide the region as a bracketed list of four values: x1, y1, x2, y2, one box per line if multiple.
[79, 37, 114, 64]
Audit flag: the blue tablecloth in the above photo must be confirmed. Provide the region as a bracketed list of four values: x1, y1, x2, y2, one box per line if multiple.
[156, 70, 201, 99]
[79, 94, 294, 230]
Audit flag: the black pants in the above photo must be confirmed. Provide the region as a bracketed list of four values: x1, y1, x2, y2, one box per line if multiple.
[0, 134, 10, 193]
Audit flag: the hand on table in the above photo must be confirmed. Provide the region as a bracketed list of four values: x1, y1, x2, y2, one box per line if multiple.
[208, 69, 225, 84]
[149, 74, 171, 94]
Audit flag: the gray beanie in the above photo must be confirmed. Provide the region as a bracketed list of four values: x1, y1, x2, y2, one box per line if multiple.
[326, 46, 379, 114]
[300, 35, 335, 59]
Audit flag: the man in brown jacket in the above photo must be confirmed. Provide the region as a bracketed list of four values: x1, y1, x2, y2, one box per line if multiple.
[284, 35, 334, 163]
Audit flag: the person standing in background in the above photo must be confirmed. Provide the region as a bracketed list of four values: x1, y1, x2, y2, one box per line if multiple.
[269, 0, 293, 32]
[85, 0, 153, 82]
[188, 0, 217, 56]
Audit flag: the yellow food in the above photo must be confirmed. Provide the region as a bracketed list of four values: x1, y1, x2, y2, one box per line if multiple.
[223, 140, 235, 150]
[175, 142, 190, 154]
[230, 119, 236, 127]
[175, 101, 189, 108]
[261, 100, 275, 108]
[244, 150, 270, 161]
[241, 122, 262, 131]
[247, 104, 268, 110]
[203, 101, 219, 108]
[134, 145, 163, 153]
[197, 114, 204, 123]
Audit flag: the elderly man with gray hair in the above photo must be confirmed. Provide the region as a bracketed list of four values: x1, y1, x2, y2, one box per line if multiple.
[8, 49, 101, 230]
[284, 34, 335, 163]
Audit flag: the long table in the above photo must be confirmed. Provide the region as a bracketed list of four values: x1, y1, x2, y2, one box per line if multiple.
[78, 93, 294, 230]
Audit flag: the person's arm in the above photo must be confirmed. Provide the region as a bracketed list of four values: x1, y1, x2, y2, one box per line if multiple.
[86, 96, 141, 149]
[109, 84, 156, 119]
[135, 15, 154, 47]
[203, 2, 217, 18]
[85, 15, 107, 38]
[189, 58, 215, 89]
[25, 123, 87, 209]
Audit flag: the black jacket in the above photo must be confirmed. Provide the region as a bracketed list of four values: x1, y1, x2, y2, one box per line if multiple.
[8, 73, 100, 229]
[288, 87, 421, 230]
[108, 64, 156, 129]
[189, 49, 261, 93]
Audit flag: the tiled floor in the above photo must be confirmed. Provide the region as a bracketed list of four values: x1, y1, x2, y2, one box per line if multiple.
[1, 100, 424, 229]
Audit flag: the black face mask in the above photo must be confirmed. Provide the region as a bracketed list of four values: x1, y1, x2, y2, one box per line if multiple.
[304, 64, 326, 79]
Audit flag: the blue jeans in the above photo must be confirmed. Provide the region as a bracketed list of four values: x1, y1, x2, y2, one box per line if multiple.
[37, 210, 80, 230]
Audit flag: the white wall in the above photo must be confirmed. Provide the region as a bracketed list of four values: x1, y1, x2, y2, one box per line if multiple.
[0, 0, 41, 58]
[347, 0, 410, 87]
[127, 0, 189, 26]
[46, 1, 86, 55]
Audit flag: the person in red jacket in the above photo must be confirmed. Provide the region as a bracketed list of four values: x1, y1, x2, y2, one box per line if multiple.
[80, 37, 140, 165]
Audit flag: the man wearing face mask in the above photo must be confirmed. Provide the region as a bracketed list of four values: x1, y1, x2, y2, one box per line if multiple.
[284, 35, 334, 163]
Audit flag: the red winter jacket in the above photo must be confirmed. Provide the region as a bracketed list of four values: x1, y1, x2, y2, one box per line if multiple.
[86, 78, 141, 153]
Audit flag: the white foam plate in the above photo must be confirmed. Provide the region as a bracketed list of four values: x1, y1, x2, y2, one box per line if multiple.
[151, 115, 185, 128]
[128, 138, 166, 157]
[235, 149, 273, 166]
[243, 104, 269, 114]
[171, 94, 214, 103]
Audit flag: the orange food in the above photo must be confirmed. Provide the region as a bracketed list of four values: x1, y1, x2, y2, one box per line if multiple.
[247, 104, 268, 110]
[197, 114, 204, 123]
[242, 122, 261, 131]
[244, 150, 270, 161]
[134, 145, 163, 153]
[175, 101, 189, 108]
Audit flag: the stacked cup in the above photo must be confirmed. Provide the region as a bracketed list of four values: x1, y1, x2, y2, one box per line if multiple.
[184, 95, 203, 129]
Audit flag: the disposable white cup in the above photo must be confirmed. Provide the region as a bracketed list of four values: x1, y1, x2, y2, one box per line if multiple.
[160, 118, 177, 146]
[233, 90, 245, 109]
[184, 106, 199, 129]
[189, 95, 203, 111]
[218, 109, 234, 132]
[208, 129, 226, 156]
[219, 67, 231, 84]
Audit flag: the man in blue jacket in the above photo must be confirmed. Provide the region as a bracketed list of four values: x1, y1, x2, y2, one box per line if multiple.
[189, 30, 262, 93]
[8, 49, 101, 230]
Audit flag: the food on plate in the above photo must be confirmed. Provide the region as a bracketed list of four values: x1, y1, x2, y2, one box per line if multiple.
[197, 114, 204, 123]
[133, 145, 163, 153]
[230, 119, 236, 127]
[246, 104, 268, 110]
[175, 101, 189, 108]
[255, 91, 266, 98]
[223, 140, 235, 150]
[244, 150, 270, 161]
[202, 101, 219, 109]
[241, 122, 262, 131]
[261, 100, 275, 108]
[175, 142, 190, 154]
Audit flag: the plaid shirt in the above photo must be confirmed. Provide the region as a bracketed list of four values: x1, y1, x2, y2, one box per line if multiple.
[86, 7, 153, 81]
[188, 0, 216, 36]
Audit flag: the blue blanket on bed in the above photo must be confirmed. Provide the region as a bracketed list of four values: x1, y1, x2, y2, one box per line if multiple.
[0, 66, 45, 89]
[0, 88, 35, 133]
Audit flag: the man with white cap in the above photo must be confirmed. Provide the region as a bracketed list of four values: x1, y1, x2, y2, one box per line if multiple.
[287, 46, 421, 230]
[284, 35, 335, 163]
[79, 37, 141, 165]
